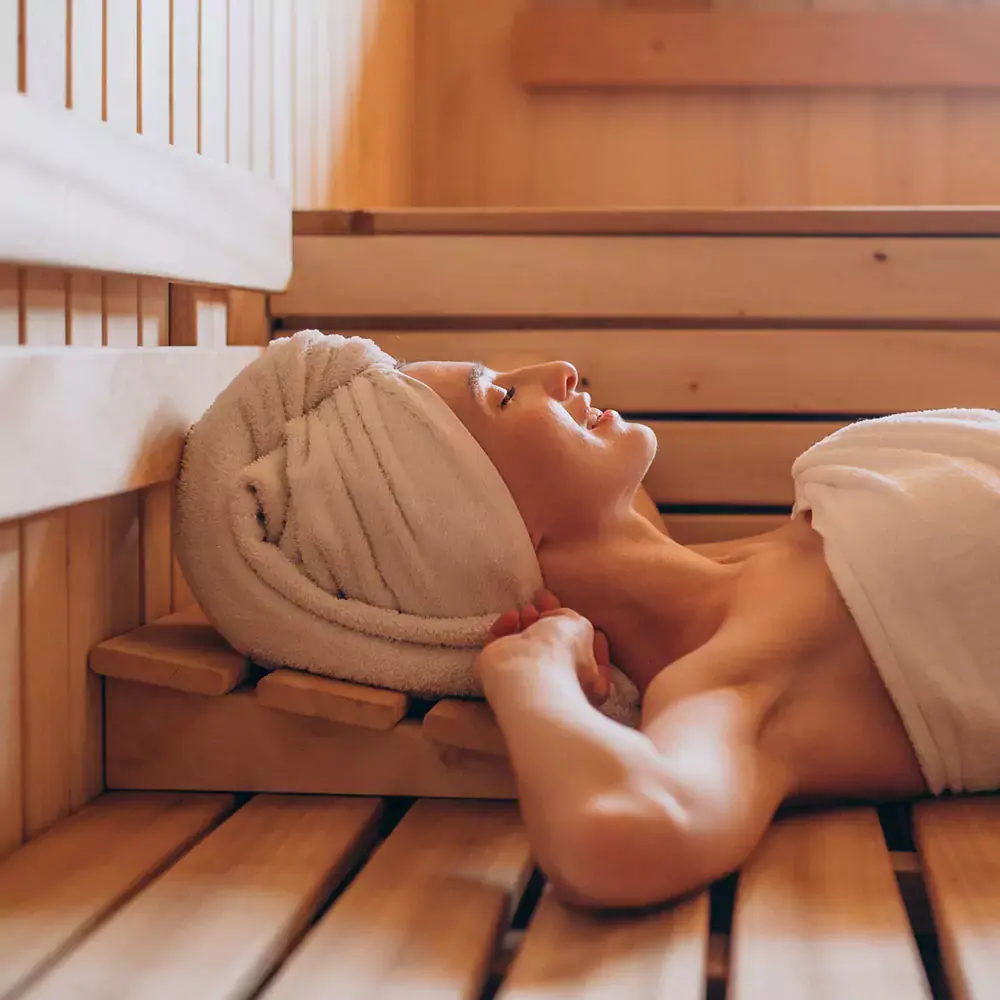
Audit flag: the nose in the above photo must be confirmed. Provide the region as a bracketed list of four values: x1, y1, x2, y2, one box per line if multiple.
[512, 360, 578, 400]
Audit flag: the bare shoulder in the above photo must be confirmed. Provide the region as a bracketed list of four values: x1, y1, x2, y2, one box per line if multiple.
[646, 518, 926, 802]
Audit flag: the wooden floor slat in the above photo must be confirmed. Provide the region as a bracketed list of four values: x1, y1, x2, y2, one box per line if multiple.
[499, 885, 709, 999]
[259, 800, 533, 1000]
[914, 798, 1000, 1000]
[90, 606, 249, 695]
[0, 791, 235, 1000]
[729, 808, 931, 1000]
[20, 795, 383, 1000]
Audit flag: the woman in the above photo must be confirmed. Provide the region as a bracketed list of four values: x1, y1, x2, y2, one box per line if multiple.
[178, 332, 1000, 912]
[395, 357, 927, 910]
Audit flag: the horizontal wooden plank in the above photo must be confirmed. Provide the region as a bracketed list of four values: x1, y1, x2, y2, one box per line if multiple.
[295, 208, 1000, 237]
[256, 669, 411, 730]
[730, 808, 930, 1000]
[512, 9, 1000, 90]
[260, 801, 532, 1000]
[22, 796, 384, 1000]
[422, 699, 507, 757]
[0, 791, 234, 999]
[0, 94, 290, 289]
[501, 885, 709, 1000]
[273, 236, 1000, 323]
[90, 607, 250, 696]
[0, 346, 260, 522]
[105, 681, 518, 799]
[914, 798, 1000, 1000]
[647, 421, 842, 505]
[352, 330, 1000, 415]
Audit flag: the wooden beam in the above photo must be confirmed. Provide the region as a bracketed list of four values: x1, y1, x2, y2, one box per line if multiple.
[0, 92, 291, 289]
[292, 207, 1000, 238]
[512, 9, 1000, 91]
[273, 235, 1000, 324]
[0, 346, 260, 522]
[105, 681, 518, 799]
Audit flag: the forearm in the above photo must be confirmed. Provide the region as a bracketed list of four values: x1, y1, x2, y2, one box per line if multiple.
[480, 654, 666, 878]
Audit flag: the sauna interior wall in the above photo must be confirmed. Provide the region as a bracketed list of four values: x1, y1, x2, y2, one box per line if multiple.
[0, 0, 416, 858]
[412, 0, 1000, 207]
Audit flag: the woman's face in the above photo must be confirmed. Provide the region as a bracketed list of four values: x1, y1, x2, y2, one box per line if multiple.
[400, 359, 657, 545]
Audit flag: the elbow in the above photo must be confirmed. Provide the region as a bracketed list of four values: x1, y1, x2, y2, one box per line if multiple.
[542, 793, 705, 911]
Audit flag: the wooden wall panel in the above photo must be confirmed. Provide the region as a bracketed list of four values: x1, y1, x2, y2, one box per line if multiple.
[413, 0, 1000, 208]
[2, 0, 312, 846]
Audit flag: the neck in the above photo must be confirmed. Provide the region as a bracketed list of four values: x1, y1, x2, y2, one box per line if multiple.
[537, 512, 738, 694]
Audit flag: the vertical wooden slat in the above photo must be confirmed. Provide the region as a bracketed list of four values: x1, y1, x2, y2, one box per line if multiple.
[105, 0, 138, 130]
[312, 0, 331, 206]
[228, 0, 252, 170]
[0, 521, 21, 857]
[200, 0, 228, 161]
[105, 0, 141, 348]
[292, 0, 315, 207]
[20, 0, 72, 843]
[23, 1, 69, 347]
[171, 0, 199, 151]
[0, 265, 18, 345]
[0, 0, 17, 93]
[251, 0, 273, 177]
[272, 0, 292, 192]
[139, 0, 170, 144]
[63, 0, 108, 828]
[23, 0, 66, 108]
[70, 0, 103, 120]
[21, 511, 71, 839]
[66, 501, 107, 810]
[22, 270, 67, 346]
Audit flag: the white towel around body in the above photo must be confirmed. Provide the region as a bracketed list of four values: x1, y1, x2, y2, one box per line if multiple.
[792, 408, 1000, 795]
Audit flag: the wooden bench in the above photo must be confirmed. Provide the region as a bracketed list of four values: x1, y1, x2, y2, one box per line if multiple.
[8, 207, 1000, 999]
[2, 789, 996, 998]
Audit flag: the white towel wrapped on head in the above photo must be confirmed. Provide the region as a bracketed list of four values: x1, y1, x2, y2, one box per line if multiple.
[792, 409, 1000, 795]
[174, 330, 640, 724]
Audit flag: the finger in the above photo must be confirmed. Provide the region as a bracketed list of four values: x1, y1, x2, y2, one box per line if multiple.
[519, 602, 541, 630]
[485, 609, 520, 645]
[535, 589, 562, 613]
[593, 629, 611, 669]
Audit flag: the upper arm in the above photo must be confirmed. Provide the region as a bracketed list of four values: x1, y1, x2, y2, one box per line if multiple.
[553, 688, 792, 910]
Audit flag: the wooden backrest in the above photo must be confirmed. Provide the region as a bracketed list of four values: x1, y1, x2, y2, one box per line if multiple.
[271, 208, 1000, 544]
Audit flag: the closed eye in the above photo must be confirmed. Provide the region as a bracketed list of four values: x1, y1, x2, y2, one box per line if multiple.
[500, 385, 516, 409]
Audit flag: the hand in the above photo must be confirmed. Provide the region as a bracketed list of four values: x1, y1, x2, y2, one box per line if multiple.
[477, 590, 613, 708]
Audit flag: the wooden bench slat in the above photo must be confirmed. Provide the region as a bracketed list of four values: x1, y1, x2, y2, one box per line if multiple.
[256, 668, 410, 730]
[646, 421, 843, 506]
[90, 607, 249, 696]
[730, 808, 931, 1000]
[105, 681, 518, 799]
[21, 795, 383, 1000]
[422, 699, 507, 757]
[259, 800, 532, 1000]
[914, 798, 1000, 1000]
[358, 330, 1000, 417]
[0, 791, 234, 1000]
[500, 885, 709, 999]
[274, 236, 1000, 323]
